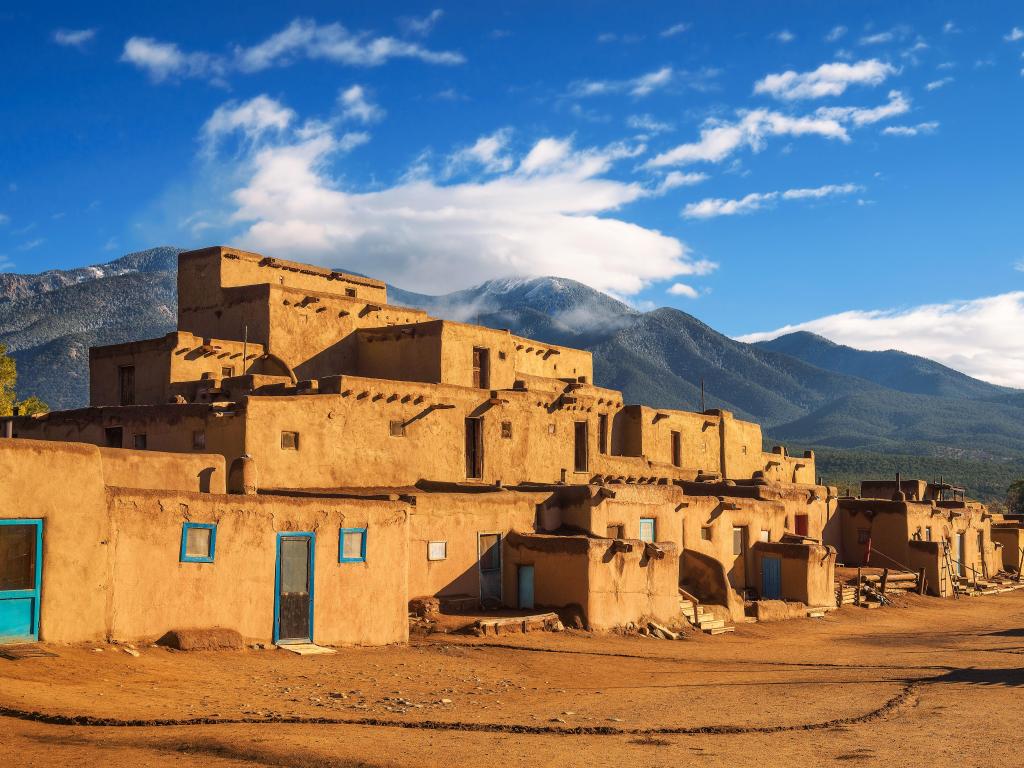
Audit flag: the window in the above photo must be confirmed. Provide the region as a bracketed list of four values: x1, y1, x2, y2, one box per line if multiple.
[389, 420, 406, 437]
[794, 514, 809, 537]
[133, 433, 147, 450]
[339, 528, 367, 563]
[639, 517, 656, 543]
[598, 414, 609, 455]
[0, 523, 37, 590]
[501, 421, 512, 439]
[701, 526, 713, 541]
[671, 430, 682, 468]
[345, 288, 357, 298]
[281, 431, 300, 450]
[925, 526, 933, 542]
[180, 522, 216, 563]
[465, 417, 483, 479]
[574, 421, 589, 473]
[759, 529, 770, 543]
[547, 423, 556, 435]
[472, 347, 491, 389]
[606, 524, 625, 539]
[104, 426, 123, 448]
[118, 365, 135, 406]
[732, 527, 747, 556]
[192, 430, 206, 450]
[428, 541, 447, 561]
[221, 366, 234, 378]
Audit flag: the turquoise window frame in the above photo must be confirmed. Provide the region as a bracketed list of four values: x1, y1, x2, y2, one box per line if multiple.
[339, 527, 367, 563]
[179, 522, 217, 563]
[639, 517, 656, 543]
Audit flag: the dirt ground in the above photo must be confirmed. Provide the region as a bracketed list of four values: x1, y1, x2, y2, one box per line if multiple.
[3, 592, 1024, 767]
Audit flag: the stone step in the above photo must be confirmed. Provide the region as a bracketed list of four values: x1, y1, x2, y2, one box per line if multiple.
[698, 618, 725, 630]
[704, 625, 735, 635]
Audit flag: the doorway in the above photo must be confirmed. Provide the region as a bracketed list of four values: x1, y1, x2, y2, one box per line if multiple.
[465, 417, 483, 479]
[574, 421, 589, 473]
[761, 556, 782, 600]
[517, 565, 535, 610]
[478, 532, 502, 607]
[729, 526, 749, 589]
[956, 533, 966, 577]
[0, 520, 42, 643]
[275, 532, 315, 644]
[472, 347, 490, 389]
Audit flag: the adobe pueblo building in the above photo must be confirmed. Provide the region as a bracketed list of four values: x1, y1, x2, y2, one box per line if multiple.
[0, 246, 1011, 648]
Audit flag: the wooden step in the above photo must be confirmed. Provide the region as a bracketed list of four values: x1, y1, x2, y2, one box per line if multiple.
[704, 625, 735, 635]
[698, 618, 725, 630]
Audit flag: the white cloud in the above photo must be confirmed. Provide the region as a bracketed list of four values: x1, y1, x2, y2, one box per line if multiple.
[53, 28, 96, 48]
[121, 37, 225, 82]
[738, 293, 1024, 387]
[682, 183, 860, 219]
[569, 66, 675, 98]
[816, 89, 910, 126]
[657, 171, 709, 192]
[0, 213, 8, 225]
[398, 9, 444, 37]
[882, 121, 939, 136]
[202, 95, 296, 150]
[338, 85, 384, 123]
[445, 129, 514, 176]
[925, 77, 953, 91]
[860, 31, 895, 45]
[1014, 260, 1024, 272]
[627, 114, 674, 134]
[754, 59, 897, 100]
[668, 282, 699, 298]
[661, 23, 690, 38]
[773, 29, 796, 43]
[234, 18, 464, 71]
[825, 25, 847, 42]
[209, 106, 714, 296]
[1005, 27, 1024, 42]
[943, 21, 960, 34]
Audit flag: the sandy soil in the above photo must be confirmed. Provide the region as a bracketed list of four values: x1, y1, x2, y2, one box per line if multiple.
[2, 592, 1024, 767]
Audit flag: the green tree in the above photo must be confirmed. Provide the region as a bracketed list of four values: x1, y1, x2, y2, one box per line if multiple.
[1008, 480, 1024, 516]
[0, 344, 48, 417]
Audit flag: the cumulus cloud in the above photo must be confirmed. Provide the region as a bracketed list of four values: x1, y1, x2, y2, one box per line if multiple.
[737, 293, 1024, 387]
[568, 66, 675, 98]
[444, 128, 514, 176]
[338, 85, 384, 123]
[815, 89, 910, 126]
[882, 121, 938, 136]
[682, 183, 860, 219]
[660, 23, 690, 38]
[53, 28, 96, 48]
[203, 102, 714, 296]
[754, 59, 896, 100]
[668, 282, 699, 298]
[121, 36, 225, 82]
[825, 25, 848, 42]
[201, 95, 296, 150]
[1005, 27, 1024, 42]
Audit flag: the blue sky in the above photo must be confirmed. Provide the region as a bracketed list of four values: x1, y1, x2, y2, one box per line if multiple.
[2, 2, 1024, 384]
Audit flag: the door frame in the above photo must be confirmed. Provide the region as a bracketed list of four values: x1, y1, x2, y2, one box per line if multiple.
[273, 531, 316, 645]
[0, 519, 43, 643]
[477, 531, 502, 605]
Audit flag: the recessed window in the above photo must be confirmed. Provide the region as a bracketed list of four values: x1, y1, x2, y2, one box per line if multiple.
[340, 528, 367, 563]
[390, 420, 407, 437]
[221, 366, 234, 378]
[192, 430, 206, 450]
[639, 517, 656, 543]
[925, 526, 933, 541]
[133, 433, 147, 450]
[501, 421, 513, 439]
[104, 426, 123, 448]
[701, 526, 713, 541]
[547, 423, 556, 435]
[281, 431, 300, 450]
[428, 541, 447, 561]
[345, 288, 357, 298]
[671, 430, 682, 468]
[180, 522, 216, 563]
[598, 414, 609, 455]
[759, 529, 770, 543]
[606, 524, 625, 539]
[118, 365, 135, 406]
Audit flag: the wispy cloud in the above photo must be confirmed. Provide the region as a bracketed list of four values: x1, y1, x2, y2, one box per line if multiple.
[201, 94, 295, 151]
[881, 121, 939, 136]
[773, 29, 796, 44]
[816, 90, 910, 126]
[444, 128, 514, 177]
[660, 23, 690, 38]
[825, 25, 847, 42]
[738, 292, 1024, 387]
[53, 28, 97, 49]
[338, 84, 384, 123]
[1005, 27, 1024, 42]
[682, 183, 861, 219]
[1014, 259, 1024, 272]
[398, 9, 444, 37]
[568, 66, 678, 98]
[860, 31, 895, 45]
[121, 37, 226, 83]
[627, 114, 674, 134]
[754, 59, 896, 100]
[943, 21, 960, 34]
[0, 212, 8, 225]
[18, 238, 45, 251]
[925, 77, 953, 91]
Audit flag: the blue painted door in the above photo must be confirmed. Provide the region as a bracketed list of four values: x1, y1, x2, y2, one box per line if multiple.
[762, 556, 782, 600]
[517, 565, 535, 610]
[0, 520, 43, 643]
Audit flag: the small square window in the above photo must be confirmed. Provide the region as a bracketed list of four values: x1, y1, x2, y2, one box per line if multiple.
[501, 421, 513, 439]
[192, 430, 206, 450]
[104, 426, 123, 448]
[547, 423, 556, 435]
[498, 351, 507, 360]
[180, 522, 216, 563]
[221, 366, 234, 378]
[340, 528, 367, 563]
[701, 526, 713, 541]
[133, 433, 147, 450]
[345, 288, 357, 298]
[759, 529, 770, 542]
[639, 517, 656, 543]
[925, 526, 933, 542]
[428, 541, 447, 561]
[606, 524, 625, 539]
[281, 431, 300, 450]
[389, 420, 406, 437]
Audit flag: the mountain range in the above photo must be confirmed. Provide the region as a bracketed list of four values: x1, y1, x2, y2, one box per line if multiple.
[3, 246, 1022, 502]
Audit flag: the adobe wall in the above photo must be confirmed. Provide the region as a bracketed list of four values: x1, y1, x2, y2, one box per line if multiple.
[97, 447, 225, 494]
[751, 541, 837, 607]
[837, 502, 912, 567]
[407, 489, 545, 601]
[510, 335, 593, 383]
[355, 323, 444, 385]
[759, 447, 817, 485]
[623, 407, 723, 474]
[907, 540, 945, 596]
[991, 524, 1024, 572]
[107, 488, 409, 646]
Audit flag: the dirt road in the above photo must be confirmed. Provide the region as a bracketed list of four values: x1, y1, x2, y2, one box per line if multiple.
[2, 592, 1023, 767]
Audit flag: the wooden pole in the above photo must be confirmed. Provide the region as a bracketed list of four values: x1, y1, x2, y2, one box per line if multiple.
[917, 567, 927, 595]
[855, 568, 862, 606]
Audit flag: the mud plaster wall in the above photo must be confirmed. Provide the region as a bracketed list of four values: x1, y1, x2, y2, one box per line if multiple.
[97, 447, 225, 494]
[355, 324, 444, 385]
[751, 542, 836, 607]
[991, 526, 1024, 571]
[106, 489, 409, 646]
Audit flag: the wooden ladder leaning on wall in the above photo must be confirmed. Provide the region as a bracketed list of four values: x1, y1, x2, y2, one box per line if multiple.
[942, 541, 961, 599]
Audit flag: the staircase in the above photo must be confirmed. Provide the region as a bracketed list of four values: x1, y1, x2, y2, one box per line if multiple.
[679, 594, 735, 635]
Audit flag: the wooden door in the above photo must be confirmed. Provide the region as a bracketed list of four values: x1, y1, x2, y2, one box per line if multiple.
[276, 533, 314, 644]
[0, 520, 42, 643]
[478, 533, 502, 607]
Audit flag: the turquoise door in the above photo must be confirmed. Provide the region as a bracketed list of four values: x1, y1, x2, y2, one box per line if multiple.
[517, 565, 535, 610]
[762, 556, 782, 600]
[0, 520, 43, 643]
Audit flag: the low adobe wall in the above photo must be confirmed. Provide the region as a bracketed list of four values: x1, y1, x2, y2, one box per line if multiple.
[681, 548, 745, 622]
[991, 525, 1024, 572]
[502, 533, 680, 631]
[751, 541, 837, 608]
[98, 447, 225, 494]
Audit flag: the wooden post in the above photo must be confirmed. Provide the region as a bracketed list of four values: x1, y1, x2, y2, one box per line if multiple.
[917, 567, 927, 595]
[880, 568, 889, 596]
[855, 568, 862, 606]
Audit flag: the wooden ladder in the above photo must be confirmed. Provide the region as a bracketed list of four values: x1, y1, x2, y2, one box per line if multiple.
[942, 542, 961, 599]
